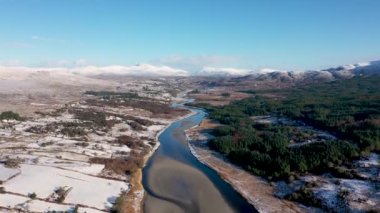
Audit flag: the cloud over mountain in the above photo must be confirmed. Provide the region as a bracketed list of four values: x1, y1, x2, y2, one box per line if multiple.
[197, 67, 251, 76]
[0, 64, 189, 77]
[70, 64, 188, 76]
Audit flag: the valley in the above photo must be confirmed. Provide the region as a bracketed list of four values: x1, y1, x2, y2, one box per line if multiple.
[1, 1, 380, 212]
[0, 61, 379, 213]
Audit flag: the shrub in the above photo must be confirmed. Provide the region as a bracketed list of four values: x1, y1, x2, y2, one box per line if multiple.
[111, 191, 127, 213]
[70, 109, 109, 128]
[0, 111, 21, 121]
[116, 135, 147, 149]
[60, 127, 86, 137]
[124, 115, 154, 126]
[90, 152, 144, 175]
[4, 158, 22, 168]
[338, 188, 349, 199]
[129, 121, 145, 131]
[221, 92, 231, 97]
[26, 125, 56, 134]
[75, 142, 89, 147]
[287, 175, 295, 183]
[40, 142, 54, 147]
[84, 91, 140, 99]
[54, 186, 71, 203]
[286, 186, 321, 207]
[72, 205, 79, 213]
[29, 192, 37, 199]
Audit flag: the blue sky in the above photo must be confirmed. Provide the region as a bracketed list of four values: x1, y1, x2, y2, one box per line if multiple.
[1, 0, 380, 71]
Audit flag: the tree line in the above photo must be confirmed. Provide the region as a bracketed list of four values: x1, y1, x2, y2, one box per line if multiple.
[198, 76, 379, 179]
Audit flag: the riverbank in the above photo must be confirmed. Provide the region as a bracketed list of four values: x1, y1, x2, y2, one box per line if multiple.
[126, 108, 197, 213]
[186, 119, 307, 213]
[142, 104, 257, 213]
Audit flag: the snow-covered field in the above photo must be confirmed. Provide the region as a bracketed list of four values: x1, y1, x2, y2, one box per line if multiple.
[0, 92, 176, 212]
[4, 164, 127, 210]
[301, 175, 380, 212]
[0, 193, 104, 213]
[0, 68, 192, 212]
[0, 164, 19, 182]
[275, 153, 380, 212]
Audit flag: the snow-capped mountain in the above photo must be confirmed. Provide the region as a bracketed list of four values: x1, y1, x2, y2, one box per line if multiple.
[200, 60, 380, 90]
[248, 60, 380, 82]
[325, 60, 380, 78]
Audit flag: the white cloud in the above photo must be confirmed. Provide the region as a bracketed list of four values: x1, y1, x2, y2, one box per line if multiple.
[74, 59, 88, 66]
[0, 60, 23, 66]
[0, 63, 189, 77]
[36, 59, 89, 67]
[71, 64, 189, 76]
[256, 68, 286, 73]
[31, 35, 66, 43]
[198, 66, 251, 76]
[152, 55, 240, 72]
[2, 42, 31, 49]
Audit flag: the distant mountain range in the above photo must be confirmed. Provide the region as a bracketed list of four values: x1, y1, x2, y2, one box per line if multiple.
[1, 60, 379, 82]
[193, 60, 380, 89]
[325, 60, 380, 78]
[202, 60, 380, 77]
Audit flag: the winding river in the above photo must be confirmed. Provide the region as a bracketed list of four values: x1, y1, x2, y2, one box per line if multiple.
[142, 101, 257, 213]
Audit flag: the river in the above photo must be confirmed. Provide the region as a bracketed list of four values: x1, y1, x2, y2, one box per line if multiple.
[142, 101, 257, 213]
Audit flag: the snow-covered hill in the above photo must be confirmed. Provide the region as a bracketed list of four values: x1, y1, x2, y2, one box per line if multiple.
[325, 60, 380, 78]
[0, 59, 379, 84]
[0, 66, 117, 93]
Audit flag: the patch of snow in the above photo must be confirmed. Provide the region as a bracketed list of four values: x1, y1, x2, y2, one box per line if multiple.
[24, 199, 73, 212]
[4, 164, 128, 210]
[58, 164, 105, 176]
[0, 164, 19, 182]
[0, 194, 29, 209]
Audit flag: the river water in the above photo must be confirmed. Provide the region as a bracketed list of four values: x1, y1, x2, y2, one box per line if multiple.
[142, 103, 257, 213]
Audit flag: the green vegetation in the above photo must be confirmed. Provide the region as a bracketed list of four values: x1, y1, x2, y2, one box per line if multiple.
[84, 90, 189, 117]
[0, 111, 21, 121]
[166, 88, 179, 97]
[89, 149, 146, 175]
[111, 191, 127, 213]
[204, 76, 380, 179]
[221, 92, 231, 97]
[28, 192, 37, 199]
[69, 109, 113, 128]
[86, 98, 186, 116]
[4, 158, 22, 168]
[276, 77, 380, 152]
[60, 122, 87, 137]
[72, 205, 79, 213]
[285, 186, 323, 208]
[124, 115, 154, 126]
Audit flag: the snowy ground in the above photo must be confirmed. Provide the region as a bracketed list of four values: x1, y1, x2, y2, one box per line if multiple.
[275, 153, 380, 212]
[4, 164, 127, 210]
[0, 91, 176, 212]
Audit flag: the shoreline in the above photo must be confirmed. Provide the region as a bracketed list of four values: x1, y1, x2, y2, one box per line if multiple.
[131, 108, 197, 213]
[185, 121, 307, 213]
